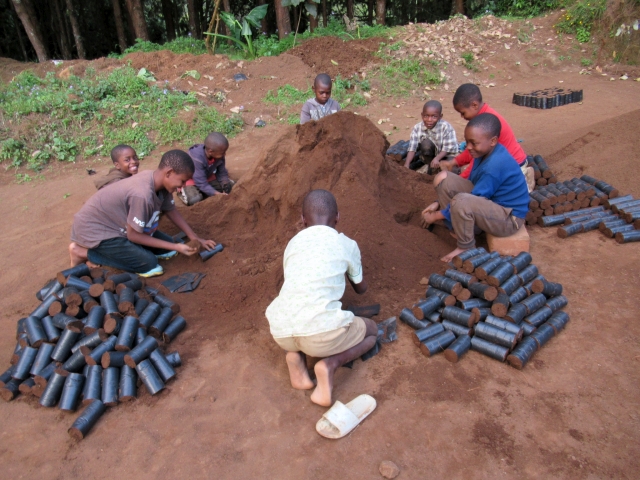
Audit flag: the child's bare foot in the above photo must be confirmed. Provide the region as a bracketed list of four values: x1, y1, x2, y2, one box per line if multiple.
[285, 352, 315, 390]
[310, 359, 336, 407]
[441, 247, 468, 263]
[68, 242, 89, 267]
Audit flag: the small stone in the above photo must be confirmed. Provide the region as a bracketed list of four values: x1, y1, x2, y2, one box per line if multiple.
[419, 277, 429, 285]
[379, 460, 400, 479]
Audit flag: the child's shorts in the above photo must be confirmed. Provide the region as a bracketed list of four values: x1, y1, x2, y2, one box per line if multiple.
[273, 316, 367, 358]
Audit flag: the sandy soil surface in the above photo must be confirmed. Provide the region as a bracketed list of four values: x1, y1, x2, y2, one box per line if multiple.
[1, 15, 640, 480]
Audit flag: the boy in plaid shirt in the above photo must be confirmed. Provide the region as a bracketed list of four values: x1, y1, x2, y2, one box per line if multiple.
[404, 100, 458, 173]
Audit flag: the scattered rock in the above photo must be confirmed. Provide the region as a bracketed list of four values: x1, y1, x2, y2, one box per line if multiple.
[379, 460, 400, 479]
[86, 169, 97, 176]
[419, 277, 429, 285]
[233, 73, 248, 82]
[254, 119, 266, 127]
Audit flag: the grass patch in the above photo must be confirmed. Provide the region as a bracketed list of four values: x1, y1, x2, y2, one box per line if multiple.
[0, 68, 243, 171]
[112, 37, 208, 58]
[461, 52, 480, 71]
[556, 0, 607, 43]
[371, 55, 443, 97]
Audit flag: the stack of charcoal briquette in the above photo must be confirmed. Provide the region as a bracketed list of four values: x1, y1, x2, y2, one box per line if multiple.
[531, 174, 639, 243]
[0, 263, 186, 440]
[512, 87, 583, 110]
[399, 250, 568, 369]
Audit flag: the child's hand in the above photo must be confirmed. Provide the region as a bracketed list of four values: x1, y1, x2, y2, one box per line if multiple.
[422, 201, 439, 215]
[175, 243, 198, 256]
[197, 238, 218, 251]
[430, 158, 440, 168]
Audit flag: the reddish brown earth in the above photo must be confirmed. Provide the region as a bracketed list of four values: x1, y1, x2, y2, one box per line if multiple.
[1, 19, 640, 479]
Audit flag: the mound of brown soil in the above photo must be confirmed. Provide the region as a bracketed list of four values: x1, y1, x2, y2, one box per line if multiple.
[289, 36, 382, 78]
[158, 111, 449, 345]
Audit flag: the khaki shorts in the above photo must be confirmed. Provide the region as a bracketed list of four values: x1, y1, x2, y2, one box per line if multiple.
[273, 316, 367, 358]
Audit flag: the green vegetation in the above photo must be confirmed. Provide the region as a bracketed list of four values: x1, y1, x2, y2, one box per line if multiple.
[461, 52, 479, 71]
[204, 5, 269, 59]
[115, 37, 208, 57]
[466, 0, 559, 18]
[0, 67, 243, 171]
[556, 0, 607, 43]
[372, 50, 443, 96]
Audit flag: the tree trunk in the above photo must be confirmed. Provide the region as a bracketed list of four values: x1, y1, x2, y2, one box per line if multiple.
[258, 0, 268, 33]
[309, 13, 318, 32]
[9, 0, 29, 61]
[322, 0, 327, 27]
[274, 0, 291, 39]
[52, 0, 72, 59]
[11, 0, 49, 62]
[455, 0, 464, 15]
[64, 0, 86, 58]
[346, 0, 354, 20]
[124, 0, 150, 41]
[187, 0, 201, 38]
[112, 0, 129, 52]
[367, 0, 373, 24]
[375, 0, 385, 25]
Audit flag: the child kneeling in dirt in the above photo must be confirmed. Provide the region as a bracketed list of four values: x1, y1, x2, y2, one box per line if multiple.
[69, 150, 217, 277]
[265, 190, 378, 407]
[178, 132, 233, 206]
[300, 73, 341, 125]
[403, 100, 458, 173]
[421, 114, 529, 263]
[94, 144, 140, 190]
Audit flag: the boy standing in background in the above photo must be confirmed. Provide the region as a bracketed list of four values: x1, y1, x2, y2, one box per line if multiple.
[300, 74, 341, 125]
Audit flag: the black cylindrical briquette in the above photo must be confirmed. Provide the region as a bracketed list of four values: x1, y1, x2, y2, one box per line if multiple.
[545, 311, 570, 333]
[399, 308, 429, 330]
[505, 303, 528, 324]
[138, 302, 161, 329]
[119, 365, 138, 401]
[72, 330, 108, 353]
[12, 346, 38, 380]
[530, 323, 555, 349]
[68, 399, 106, 440]
[134, 298, 150, 317]
[444, 269, 477, 287]
[546, 295, 568, 313]
[498, 274, 522, 296]
[34, 362, 56, 387]
[115, 316, 139, 352]
[149, 349, 176, 382]
[39, 371, 68, 407]
[59, 373, 85, 411]
[100, 291, 119, 315]
[523, 305, 553, 327]
[101, 367, 119, 406]
[507, 336, 539, 369]
[520, 293, 547, 315]
[412, 323, 445, 346]
[470, 337, 509, 362]
[428, 274, 462, 296]
[200, 243, 224, 261]
[84, 336, 118, 366]
[30, 343, 55, 376]
[442, 306, 475, 327]
[83, 365, 103, 405]
[124, 336, 159, 367]
[474, 322, 518, 349]
[419, 330, 456, 357]
[149, 307, 175, 338]
[484, 315, 524, 340]
[101, 351, 127, 369]
[83, 306, 105, 335]
[412, 296, 442, 320]
[135, 359, 165, 395]
[444, 335, 471, 363]
[165, 352, 182, 368]
[162, 316, 187, 344]
[62, 349, 87, 373]
[25, 316, 47, 348]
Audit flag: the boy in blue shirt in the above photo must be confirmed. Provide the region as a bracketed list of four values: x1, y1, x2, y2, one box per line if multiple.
[421, 113, 529, 263]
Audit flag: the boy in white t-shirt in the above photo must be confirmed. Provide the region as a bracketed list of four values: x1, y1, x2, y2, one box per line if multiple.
[265, 190, 377, 407]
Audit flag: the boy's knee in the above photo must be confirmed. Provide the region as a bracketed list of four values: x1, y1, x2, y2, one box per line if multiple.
[433, 170, 448, 188]
[362, 317, 378, 337]
[451, 193, 476, 215]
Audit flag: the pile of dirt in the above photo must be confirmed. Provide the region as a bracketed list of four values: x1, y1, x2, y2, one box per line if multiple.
[158, 111, 452, 346]
[288, 36, 382, 78]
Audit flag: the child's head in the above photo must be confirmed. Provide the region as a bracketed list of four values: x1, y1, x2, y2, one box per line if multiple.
[302, 189, 339, 228]
[110, 145, 139, 175]
[464, 113, 501, 159]
[158, 150, 195, 193]
[204, 132, 229, 161]
[312, 73, 332, 106]
[421, 100, 443, 129]
[453, 84, 483, 121]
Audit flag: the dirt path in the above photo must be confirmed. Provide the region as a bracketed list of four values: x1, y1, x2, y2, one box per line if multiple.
[1, 24, 640, 480]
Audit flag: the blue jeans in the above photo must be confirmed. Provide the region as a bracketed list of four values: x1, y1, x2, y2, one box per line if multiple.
[87, 231, 174, 273]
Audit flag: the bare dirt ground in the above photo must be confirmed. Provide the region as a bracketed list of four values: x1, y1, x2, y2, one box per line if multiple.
[1, 12, 640, 479]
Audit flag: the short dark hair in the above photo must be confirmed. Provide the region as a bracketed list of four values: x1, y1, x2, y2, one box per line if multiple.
[453, 83, 482, 108]
[423, 100, 442, 114]
[314, 73, 332, 88]
[467, 113, 501, 138]
[303, 189, 338, 218]
[159, 149, 195, 175]
[204, 132, 229, 149]
[110, 144, 134, 163]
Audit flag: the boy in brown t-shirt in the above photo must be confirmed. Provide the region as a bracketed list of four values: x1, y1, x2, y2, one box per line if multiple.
[69, 150, 217, 277]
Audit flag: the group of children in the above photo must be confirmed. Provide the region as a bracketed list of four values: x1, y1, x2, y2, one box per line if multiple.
[66, 73, 531, 410]
[69, 132, 234, 277]
[265, 80, 531, 408]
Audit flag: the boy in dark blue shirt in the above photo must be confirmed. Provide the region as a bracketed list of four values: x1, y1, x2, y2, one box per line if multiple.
[421, 113, 529, 262]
